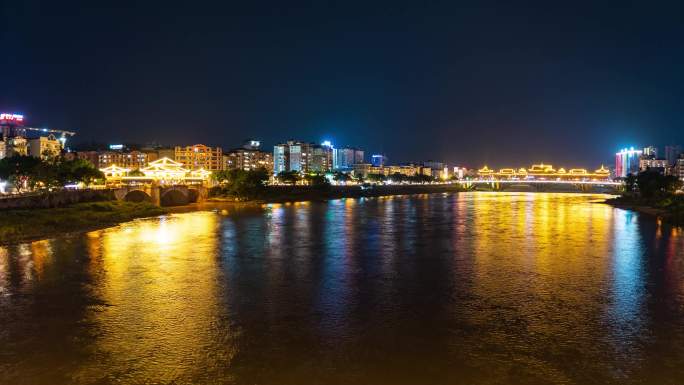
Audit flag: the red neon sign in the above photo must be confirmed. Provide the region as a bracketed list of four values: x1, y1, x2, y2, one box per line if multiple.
[0, 113, 24, 122]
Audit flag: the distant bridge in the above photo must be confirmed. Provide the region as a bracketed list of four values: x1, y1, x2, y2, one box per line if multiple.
[113, 184, 208, 206]
[452, 179, 622, 192]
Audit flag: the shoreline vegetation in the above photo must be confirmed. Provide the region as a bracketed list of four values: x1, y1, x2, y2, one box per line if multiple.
[0, 201, 166, 246]
[605, 195, 684, 224]
[603, 170, 684, 225]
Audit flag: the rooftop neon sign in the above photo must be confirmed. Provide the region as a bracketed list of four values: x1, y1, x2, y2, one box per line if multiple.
[0, 113, 24, 122]
[616, 147, 642, 156]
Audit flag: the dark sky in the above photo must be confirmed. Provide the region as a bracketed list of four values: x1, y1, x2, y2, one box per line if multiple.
[2, 1, 683, 168]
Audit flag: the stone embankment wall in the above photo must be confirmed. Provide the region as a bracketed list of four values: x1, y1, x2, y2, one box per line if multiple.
[0, 189, 115, 210]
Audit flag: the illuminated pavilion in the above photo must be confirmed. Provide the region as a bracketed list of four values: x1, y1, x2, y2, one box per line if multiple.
[100, 157, 212, 185]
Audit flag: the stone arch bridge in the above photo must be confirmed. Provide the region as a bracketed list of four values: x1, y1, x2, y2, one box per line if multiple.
[113, 184, 208, 206]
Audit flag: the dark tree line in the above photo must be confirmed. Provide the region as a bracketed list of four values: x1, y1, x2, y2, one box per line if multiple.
[211, 168, 270, 200]
[624, 170, 682, 198]
[0, 155, 104, 193]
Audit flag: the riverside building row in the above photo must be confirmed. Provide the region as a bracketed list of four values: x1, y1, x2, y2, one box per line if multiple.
[64, 141, 274, 173]
[615, 145, 684, 180]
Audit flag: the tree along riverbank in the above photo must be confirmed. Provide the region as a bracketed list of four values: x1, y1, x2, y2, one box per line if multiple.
[0, 201, 166, 245]
[605, 195, 684, 225]
[604, 170, 684, 225]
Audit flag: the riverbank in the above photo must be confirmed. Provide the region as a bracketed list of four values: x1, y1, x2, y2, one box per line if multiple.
[605, 195, 684, 225]
[0, 201, 166, 245]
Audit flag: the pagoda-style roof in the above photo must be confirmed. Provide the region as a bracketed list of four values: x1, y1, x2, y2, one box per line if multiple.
[478, 166, 493, 174]
[140, 157, 189, 179]
[100, 164, 130, 177]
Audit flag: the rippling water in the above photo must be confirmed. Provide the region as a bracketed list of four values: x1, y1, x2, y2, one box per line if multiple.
[1, 192, 684, 385]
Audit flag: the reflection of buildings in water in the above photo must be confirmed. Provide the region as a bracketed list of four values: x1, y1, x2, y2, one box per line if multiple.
[0, 247, 8, 296]
[0, 240, 57, 292]
[466, 193, 618, 361]
[609, 209, 647, 358]
[664, 227, 684, 300]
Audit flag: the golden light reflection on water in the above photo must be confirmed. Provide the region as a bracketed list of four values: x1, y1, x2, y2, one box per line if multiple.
[1, 193, 684, 385]
[73, 212, 236, 383]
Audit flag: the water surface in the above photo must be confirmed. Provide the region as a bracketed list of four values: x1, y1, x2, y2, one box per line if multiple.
[1, 192, 683, 384]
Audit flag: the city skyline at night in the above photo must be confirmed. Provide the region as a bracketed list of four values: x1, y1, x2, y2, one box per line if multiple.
[2, 1, 684, 167]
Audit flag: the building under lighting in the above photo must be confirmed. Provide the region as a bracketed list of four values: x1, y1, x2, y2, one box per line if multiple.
[175, 144, 223, 171]
[333, 147, 364, 170]
[665, 145, 683, 167]
[674, 158, 684, 181]
[0, 113, 74, 159]
[98, 150, 149, 170]
[371, 154, 387, 167]
[639, 158, 669, 173]
[28, 134, 62, 159]
[224, 140, 274, 171]
[273, 140, 332, 174]
[615, 148, 643, 178]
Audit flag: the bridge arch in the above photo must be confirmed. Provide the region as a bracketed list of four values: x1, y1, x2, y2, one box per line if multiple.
[124, 189, 152, 203]
[161, 188, 189, 206]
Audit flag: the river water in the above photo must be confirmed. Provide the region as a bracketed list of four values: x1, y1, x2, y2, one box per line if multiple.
[1, 192, 683, 385]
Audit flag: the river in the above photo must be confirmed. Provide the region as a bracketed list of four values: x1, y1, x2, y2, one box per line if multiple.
[1, 192, 683, 385]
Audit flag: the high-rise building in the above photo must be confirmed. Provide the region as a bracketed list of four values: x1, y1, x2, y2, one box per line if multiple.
[674, 158, 684, 181]
[665, 145, 682, 166]
[273, 141, 332, 174]
[615, 147, 642, 177]
[225, 140, 273, 171]
[333, 147, 364, 170]
[371, 154, 387, 167]
[174, 144, 223, 171]
[639, 158, 668, 173]
[643, 146, 658, 158]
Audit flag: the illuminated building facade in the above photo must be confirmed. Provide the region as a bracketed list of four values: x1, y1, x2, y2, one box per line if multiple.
[273, 141, 332, 174]
[174, 144, 223, 171]
[371, 154, 387, 167]
[0, 136, 29, 157]
[224, 142, 274, 172]
[639, 158, 668, 172]
[478, 163, 611, 180]
[333, 147, 364, 170]
[675, 158, 684, 181]
[615, 148, 642, 177]
[1, 113, 74, 159]
[28, 134, 62, 159]
[643, 146, 658, 158]
[665, 145, 683, 166]
[98, 150, 149, 170]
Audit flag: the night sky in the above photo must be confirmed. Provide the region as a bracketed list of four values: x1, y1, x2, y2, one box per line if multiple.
[2, 1, 683, 168]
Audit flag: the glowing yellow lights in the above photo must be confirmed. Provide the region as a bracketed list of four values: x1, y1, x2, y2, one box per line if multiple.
[100, 165, 131, 178]
[140, 158, 189, 180]
[101, 157, 212, 185]
[478, 163, 611, 180]
[190, 168, 212, 179]
[478, 166, 494, 174]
